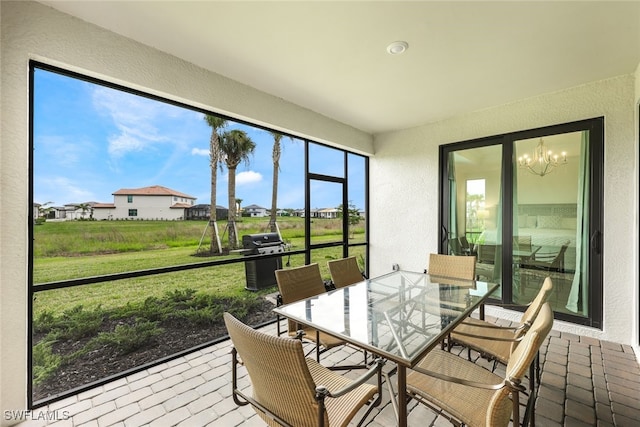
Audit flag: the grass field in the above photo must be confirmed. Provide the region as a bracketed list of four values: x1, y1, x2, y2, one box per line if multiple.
[31, 217, 366, 392]
[33, 217, 365, 316]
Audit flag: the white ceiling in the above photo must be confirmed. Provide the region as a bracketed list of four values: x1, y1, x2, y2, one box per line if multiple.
[38, 1, 640, 135]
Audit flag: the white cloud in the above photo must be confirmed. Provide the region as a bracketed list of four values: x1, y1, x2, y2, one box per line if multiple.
[108, 133, 146, 157]
[35, 176, 95, 205]
[191, 148, 209, 156]
[37, 135, 88, 167]
[236, 171, 263, 186]
[92, 86, 189, 158]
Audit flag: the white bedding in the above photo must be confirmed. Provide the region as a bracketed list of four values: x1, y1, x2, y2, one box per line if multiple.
[479, 226, 577, 271]
[480, 227, 576, 249]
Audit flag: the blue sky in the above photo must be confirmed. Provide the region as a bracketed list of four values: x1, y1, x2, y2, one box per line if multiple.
[33, 68, 365, 211]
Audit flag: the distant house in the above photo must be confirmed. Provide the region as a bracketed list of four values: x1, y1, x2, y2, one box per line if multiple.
[317, 207, 339, 219]
[91, 202, 116, 220]
[62, 202, 97, 220]
[51, 205, 69, 220]
[93, 185, 196, 220]
[298, 208, 338, 218]
[243, 204, 268, 218]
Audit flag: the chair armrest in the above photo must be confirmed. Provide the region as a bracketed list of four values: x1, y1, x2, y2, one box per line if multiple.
[458, 320, 524, 332]
[451, 328, 525, 343]
[316, 358, 385, 399]
[482, 301, 531, 310]
[476, 301, 531, 321]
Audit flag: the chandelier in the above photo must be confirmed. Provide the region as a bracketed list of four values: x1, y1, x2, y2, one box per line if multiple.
[518, 138, 567, 177]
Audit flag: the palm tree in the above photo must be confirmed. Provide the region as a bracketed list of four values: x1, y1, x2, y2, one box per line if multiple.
[219, 129, 256, 249]
[268, 131, 290, 234]
[37, 201, 54, 222]
[77, 203, 91, 220]
[204, 115, 227, 254]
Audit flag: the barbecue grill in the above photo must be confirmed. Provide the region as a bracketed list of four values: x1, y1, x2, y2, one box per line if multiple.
[242, 233, 285, 290]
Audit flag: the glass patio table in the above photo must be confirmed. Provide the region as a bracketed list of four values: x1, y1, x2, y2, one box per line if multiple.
[273, 269, 499, 427]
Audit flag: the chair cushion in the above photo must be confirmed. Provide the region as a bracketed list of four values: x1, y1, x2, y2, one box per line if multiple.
[407, 349, 512, 427]
[450, 317, 514, 364]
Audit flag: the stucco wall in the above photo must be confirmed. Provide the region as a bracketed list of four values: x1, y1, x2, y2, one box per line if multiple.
[635, 63, 640, 355]
[370, 75, 638, 350]
[0, 1, 371, 422]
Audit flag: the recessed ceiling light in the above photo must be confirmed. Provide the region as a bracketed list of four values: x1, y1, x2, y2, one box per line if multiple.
[386, 41, 408, 55]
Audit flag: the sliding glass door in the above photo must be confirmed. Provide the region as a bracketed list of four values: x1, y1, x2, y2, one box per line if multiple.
[440, 118, 603, 327]
[444, 143, 503, 296]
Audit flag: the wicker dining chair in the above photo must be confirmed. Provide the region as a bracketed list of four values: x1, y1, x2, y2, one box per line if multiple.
[224, 313, 384, 427]
[427, 253, 477, 280]
[448, 276, 553, 393]
[327, 256, 366, 288]
[406, 302, 554, 427]
[459, 235, 476, 256]
[275, 263, 346, 363]
[425, 253, 478, 350]
[521, 242, 569, 299]
[450, 276, 553, 359]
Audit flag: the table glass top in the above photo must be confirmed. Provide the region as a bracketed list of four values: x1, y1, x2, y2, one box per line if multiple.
[273, 270, 499, 365]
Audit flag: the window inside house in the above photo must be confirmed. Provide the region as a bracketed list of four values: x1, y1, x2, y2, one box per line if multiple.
[440, 118, 603, 328]
[29, 62, 368, 407]
[465, 179, 486, 245]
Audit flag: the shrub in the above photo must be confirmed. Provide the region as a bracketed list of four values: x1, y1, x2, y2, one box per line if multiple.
[115, 297, 171, 322]
[177, 307, 223, 326]
[32, 340, 61, 384]
[164, 288, 196, 304]
[33, 305, 104, 340]
[58, 305, 104, 340]
[33, 310, 57, 334]
[95, 320, 163, 355]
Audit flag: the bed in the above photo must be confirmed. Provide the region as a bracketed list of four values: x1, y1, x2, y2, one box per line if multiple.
[477, 204, 578, 272]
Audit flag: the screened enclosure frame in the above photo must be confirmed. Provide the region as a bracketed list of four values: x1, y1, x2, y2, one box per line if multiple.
[27, 60, 369, 408]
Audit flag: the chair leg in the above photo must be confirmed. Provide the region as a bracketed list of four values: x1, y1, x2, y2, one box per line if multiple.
[316, 330, 321, 363]
[512, 389, 520, 427]
[231, 348, 250, 407]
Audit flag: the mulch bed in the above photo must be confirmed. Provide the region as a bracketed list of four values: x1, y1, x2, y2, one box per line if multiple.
[32, 298, 277, 402]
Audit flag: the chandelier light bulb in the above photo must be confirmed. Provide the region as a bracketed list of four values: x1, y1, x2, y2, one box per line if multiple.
[518, 138, 568, 177]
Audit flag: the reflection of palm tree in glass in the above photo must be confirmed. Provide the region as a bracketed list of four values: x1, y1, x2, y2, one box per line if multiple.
[477, 209, 489, 230]
[466, 193, 485, 237]
[220, 129, 256, 249]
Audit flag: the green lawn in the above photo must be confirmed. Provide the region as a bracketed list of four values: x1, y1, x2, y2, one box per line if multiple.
[33, 218, 365, 316]
[31, 218, 366, 392]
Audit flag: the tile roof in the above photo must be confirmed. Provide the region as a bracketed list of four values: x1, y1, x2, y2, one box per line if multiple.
[112, 185, 195, 199]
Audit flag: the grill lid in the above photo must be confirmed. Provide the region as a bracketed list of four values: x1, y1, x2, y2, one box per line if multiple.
[242, 233, 283, 249]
